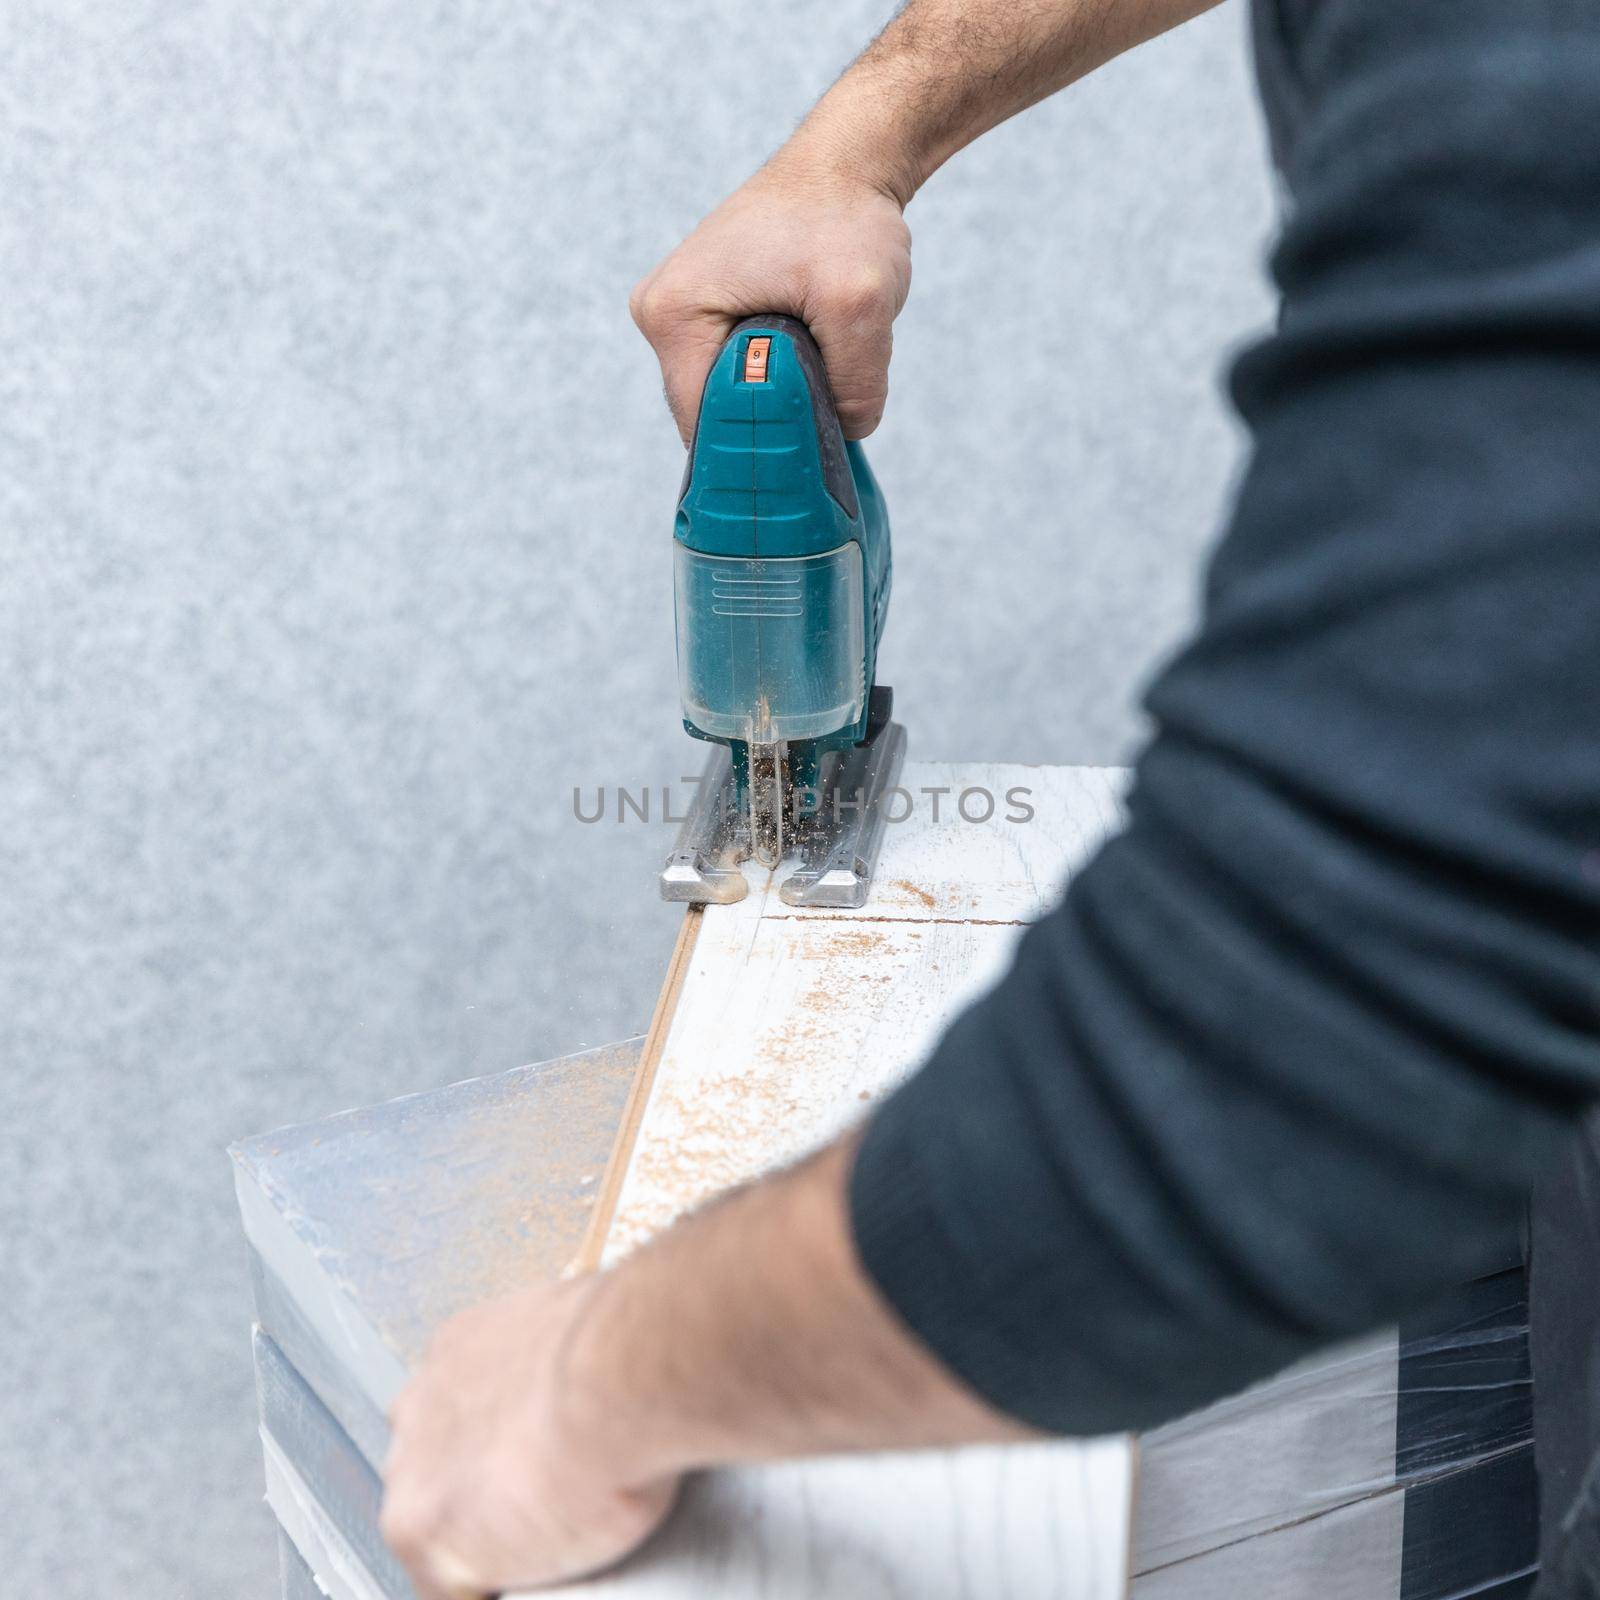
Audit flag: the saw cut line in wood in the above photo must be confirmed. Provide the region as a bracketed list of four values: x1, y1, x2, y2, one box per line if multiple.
[576, 905, 704, 1273]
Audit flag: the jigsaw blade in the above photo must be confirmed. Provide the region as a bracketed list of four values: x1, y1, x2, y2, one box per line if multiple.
[747, 741, 786, 869]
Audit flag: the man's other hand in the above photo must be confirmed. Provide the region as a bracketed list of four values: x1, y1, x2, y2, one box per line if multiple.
[629, 157, 912, 445]
[380, 1278, 677, 1598]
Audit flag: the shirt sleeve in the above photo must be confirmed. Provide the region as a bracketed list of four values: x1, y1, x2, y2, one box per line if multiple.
[848, 0, 1600, 1435]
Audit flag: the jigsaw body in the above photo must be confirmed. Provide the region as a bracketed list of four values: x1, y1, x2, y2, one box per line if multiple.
[662, 316, 906, 907]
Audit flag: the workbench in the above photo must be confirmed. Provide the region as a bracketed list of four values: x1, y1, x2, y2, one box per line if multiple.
[234, 762, 1535, 1599]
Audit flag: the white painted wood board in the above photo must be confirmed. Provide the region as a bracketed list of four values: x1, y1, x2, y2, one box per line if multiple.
[598, 761, 1125, 1259]
[573, 1445, 1134, 1600]
[604, 913, 1020, 1256]
[265, 1419, 1131, 1600]
[568, 760, 1134, 1600]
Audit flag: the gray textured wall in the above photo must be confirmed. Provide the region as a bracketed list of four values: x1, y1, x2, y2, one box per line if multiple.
[0, 2, 1272, 1593]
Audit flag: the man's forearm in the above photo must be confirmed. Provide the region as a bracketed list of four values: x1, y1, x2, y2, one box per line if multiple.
[562, 1136, 1028, 1488]
[784, 0, 1222, 206]
[630, 0, 1218, 442]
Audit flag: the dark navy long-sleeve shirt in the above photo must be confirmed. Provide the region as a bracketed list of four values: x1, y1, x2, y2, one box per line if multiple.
[850, 0, 1600, 1437]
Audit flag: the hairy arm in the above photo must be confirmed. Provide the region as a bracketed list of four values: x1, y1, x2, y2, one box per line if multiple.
[382, 1140, 1025, 1597]
[571, 1141, 1024, 1470]
[630, 0, 1218, 440]
[788, 0, 1218, 205]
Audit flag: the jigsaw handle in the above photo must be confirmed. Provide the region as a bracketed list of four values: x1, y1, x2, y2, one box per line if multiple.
[673, 312, 890, 754]
[723, 315, 860, 519]
[680, 316, 864, 530]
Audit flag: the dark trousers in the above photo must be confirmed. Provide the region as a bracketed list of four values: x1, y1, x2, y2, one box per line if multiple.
[1534, 1118, 1600, 1598]
[1245, 5, 1600, 1590]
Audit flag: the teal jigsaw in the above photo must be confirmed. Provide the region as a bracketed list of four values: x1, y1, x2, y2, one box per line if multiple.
[663, 315, 905, 905]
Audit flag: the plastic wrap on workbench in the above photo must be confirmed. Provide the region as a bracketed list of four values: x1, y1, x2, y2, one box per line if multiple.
[255, 1327, 414, 1600]
[1135, 1265, 1533, 1578]
[250, 1245, 392, 1471]
[1133, 1444, 1538, 1600]
[1394, 1265, 1533, 1481]
[232, 1037, 643, 1375]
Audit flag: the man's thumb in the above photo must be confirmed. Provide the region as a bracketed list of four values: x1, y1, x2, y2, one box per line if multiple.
[629, 278, 730, 446]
